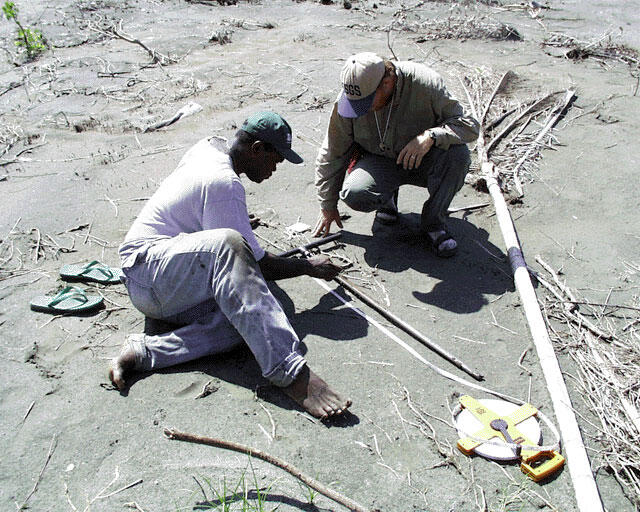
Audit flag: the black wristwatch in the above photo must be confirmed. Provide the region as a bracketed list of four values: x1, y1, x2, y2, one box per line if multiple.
[429, 131, 437, 145]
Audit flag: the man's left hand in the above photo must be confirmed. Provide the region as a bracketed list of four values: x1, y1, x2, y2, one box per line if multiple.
[306, 254, 341, 281]
[397, 132, 434, 170]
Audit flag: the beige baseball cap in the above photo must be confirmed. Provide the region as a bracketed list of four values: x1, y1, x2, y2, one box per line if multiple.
[337, 52, 385, 118]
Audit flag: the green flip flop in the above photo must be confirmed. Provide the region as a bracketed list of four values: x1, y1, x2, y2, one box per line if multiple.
[30, 286, 103, 314]
[60, 260, 123, 284]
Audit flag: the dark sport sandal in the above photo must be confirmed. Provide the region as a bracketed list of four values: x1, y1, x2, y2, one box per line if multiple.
[374, 190, 399, 225]
[425, 230, 457, 258]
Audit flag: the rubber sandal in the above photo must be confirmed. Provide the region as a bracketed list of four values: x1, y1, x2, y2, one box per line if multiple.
[60, 260, 123, 284]
[426, 231, 457, 258]
[30, 285, 103, 314]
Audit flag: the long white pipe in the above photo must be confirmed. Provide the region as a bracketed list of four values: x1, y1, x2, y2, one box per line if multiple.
[485, 166, 604, 512]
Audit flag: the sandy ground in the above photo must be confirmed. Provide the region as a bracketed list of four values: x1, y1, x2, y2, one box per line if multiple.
[1, 1, 639, 511]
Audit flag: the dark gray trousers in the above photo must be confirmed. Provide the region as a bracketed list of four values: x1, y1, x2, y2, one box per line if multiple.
[339, 144, 471, 232]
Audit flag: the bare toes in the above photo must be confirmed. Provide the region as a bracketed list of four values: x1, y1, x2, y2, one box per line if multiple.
[282, 365, 352, 419]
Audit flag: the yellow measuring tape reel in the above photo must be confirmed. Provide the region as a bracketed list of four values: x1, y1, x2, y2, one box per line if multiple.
[452, 395, 565, 482]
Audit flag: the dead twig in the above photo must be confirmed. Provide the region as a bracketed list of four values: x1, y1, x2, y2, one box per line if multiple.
[447, 202, 490, 214]
[20, 400, 36, 425]
[257, 402, 277, 441]
[511, 90, 576, 196]
[533, 257, 612, 341]
[17, 434, 57, 510]
[517, 346, 532, 376]
[537, 262, 640, 506]
[89, 20, 178, 66]
[164, 429, 378, 512]
[194, 379, 218, 399]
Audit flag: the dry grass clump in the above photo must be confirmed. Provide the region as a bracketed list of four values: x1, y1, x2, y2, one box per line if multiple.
[454, 66, 569, 197]
[345, 5, 521, 42]
[535, 258, 640, 507]
[0, 220, 34, 282]
[186, 0, 238, 5]
[542, 32, 640, 68]
[411, 15, 521, 42]
[0, 122, 24, 159]
[389, 3, 521, 41]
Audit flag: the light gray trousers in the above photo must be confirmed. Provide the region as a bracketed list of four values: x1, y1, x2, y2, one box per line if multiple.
[339, 144, 470, 232]
[121, 228, 305, 387]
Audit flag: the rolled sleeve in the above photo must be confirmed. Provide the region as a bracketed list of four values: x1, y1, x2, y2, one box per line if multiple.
[422, 73, 479, 150]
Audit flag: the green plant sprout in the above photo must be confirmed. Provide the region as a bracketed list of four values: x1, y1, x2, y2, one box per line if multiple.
[296, 479, 318, 505]
[2, 1, 46, 59]
[185, 460, 280, 512]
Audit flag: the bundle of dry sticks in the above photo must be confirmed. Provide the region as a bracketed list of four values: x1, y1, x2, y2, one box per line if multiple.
[535, 258, 640, 507]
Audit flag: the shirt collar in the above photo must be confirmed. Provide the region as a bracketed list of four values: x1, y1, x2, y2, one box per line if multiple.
[392, 65, 404, 108]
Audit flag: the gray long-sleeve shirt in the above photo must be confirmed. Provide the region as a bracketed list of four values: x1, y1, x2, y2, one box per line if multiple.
[315, 61, 479, 210]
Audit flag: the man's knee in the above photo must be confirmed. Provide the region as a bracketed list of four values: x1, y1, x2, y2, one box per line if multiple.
[212, 228, 251, 255]
[446, 144, 471, 172]
[340, 186, 379, 212]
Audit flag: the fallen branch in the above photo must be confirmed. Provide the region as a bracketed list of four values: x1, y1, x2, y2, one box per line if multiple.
[144, 102, 202, 133]
[511, 90, 576, 196]
[282, 237, 483, 381]
[164, 428, 378, 512]
[486, 92, 556, 155]
[533, 276, 607, 339]
[447, 202, 490, 214]
[89, 20, 178, 66]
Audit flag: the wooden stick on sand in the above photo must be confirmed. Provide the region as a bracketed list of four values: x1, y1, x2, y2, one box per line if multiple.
[164, 428, 379, 512]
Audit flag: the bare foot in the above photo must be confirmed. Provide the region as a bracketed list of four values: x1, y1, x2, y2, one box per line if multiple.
[108, 346, 136, 390]
[282, 365, 352, 419]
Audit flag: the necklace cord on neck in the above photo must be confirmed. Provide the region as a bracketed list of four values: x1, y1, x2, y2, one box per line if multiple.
[374, 89, 395, 151]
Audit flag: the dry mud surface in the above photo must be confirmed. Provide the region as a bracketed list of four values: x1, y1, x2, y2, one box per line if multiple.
[1, 1, 639, 511]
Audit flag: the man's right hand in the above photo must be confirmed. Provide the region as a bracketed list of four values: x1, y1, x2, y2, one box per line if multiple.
[313, 209, 343, 237]
[306, 254, 341, 281]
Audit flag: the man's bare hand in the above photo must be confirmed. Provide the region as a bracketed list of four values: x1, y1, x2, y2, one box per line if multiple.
[306, 254, 341, 280]
[397, 132, 434, 170]
[313, 209, 343, 237]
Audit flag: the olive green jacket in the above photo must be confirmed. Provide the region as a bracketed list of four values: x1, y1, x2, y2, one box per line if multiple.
[315, 61, 479, 210]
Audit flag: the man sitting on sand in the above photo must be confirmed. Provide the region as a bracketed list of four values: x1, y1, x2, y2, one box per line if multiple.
[110, 111, 351, 420]
[314, 52, 479, 257]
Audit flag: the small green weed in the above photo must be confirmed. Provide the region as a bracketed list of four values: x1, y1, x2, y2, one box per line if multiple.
[2, 1, 46, 59]
[296, 480, 318, 505]
[186, 458, 279, 512]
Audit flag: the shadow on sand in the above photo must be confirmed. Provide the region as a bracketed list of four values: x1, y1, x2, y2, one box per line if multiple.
[342, 214, 515, 314]
[117, 304, 361, 427]
[117, 215, 510, 422]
